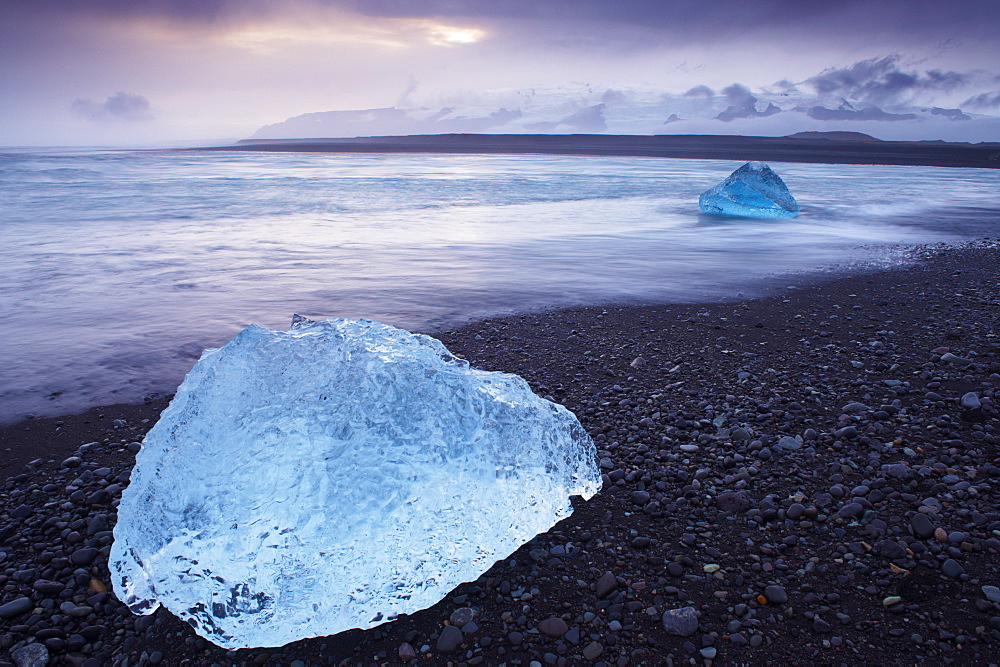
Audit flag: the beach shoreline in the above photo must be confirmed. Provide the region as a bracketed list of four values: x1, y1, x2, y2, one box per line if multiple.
[2, 239, 999, 664]
[201, 133, 1000, 169]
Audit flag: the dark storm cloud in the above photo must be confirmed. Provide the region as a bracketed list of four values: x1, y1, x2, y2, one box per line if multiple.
[805, 55, 969, 106]
[9, 0, 1000, 43]
[72, 92, 153, 121]
[352, 0, 997, 34]
[714, 84, 780, 122]
[6, 0, 240, 21]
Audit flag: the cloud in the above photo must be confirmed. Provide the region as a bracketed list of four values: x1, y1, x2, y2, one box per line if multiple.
[805, 103, 916, 122]
[804, 55, 969, 106]
[715, 83, 780, 122]
[601, 89, 627, 106]
[962, 91, 1000, 109]
[13, 0, 1000, 47]
[929, 107, 970, 121]
[71, 92, 153, 122]
[683, 85, 713, 98]
[525, 103, 606, 132]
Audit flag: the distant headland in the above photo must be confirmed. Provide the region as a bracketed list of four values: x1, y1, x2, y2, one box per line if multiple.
[199, 133, 1000, 169]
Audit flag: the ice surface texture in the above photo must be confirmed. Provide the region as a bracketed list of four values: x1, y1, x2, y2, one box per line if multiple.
[110, 317, 600, 649]
[699, 162, 799, 219]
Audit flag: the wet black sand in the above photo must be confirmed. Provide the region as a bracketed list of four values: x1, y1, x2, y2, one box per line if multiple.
[2, 240, 1000, 665]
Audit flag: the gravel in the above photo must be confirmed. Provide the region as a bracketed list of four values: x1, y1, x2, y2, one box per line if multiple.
[2, 240, 1000, 665]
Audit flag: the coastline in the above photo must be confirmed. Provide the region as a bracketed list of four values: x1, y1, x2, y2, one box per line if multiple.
[201, 133, 1000, 169]
[2, 240, 1000, 664]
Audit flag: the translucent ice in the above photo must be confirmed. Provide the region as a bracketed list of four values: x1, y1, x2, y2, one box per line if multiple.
[699, 162, 799, 219]
[110, 317, 600, 649]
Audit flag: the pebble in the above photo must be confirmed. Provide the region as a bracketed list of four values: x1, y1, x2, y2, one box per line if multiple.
[661, 606, 699, 636]
[983, 585, 1000, 604]
[940, 352, 972, 365]
[778, 436, 801, 450]
[941, 559, 965, 578]
[910, 513, 936, 538]
[538, 617, 568, 638]
[716, 490, 750, 513]
[838, 502, 863, 519]
[960, 392, 982, 410]
[398, 642, 417, 660]
[595, 571, 618, 599]
[449, 607, 476, 626]
[582, 641, 604, 660]
[10, 643, 49, 667]
[436, 625, 463, 653]
[764, 585, 788, 604]
[0, 597, 33, 619]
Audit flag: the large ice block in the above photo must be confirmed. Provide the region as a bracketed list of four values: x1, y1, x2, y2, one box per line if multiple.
[699, 162, 799, 219]
[110, 317, 600, 649]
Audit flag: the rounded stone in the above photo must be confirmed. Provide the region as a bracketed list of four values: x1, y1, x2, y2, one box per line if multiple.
[10, 643, 49, 667]
[596, 571, 618, 599]
[449, 607, 476, 626]
[764, 585, 788, 604]
[911, 513, 935, 538]
[538, 617, 569, 638]
[436, 625, 463, 653]
[838, 503, 863, 519]
[582, 641, 604, 660]
[661, 606, 699, 636]
[717, 491, 750, 513]
[941, 559, 965, 578]
[0, 597, 33, 620]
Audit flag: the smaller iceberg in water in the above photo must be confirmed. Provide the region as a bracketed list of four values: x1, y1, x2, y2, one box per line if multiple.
[699, 162, 799, 219]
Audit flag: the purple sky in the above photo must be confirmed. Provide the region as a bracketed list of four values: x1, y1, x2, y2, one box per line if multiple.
[2, 0, 999, 145]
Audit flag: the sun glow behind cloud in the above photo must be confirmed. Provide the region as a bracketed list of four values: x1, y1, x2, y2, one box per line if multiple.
[427, 25, 487, 46]
[207, 14, 487, 54]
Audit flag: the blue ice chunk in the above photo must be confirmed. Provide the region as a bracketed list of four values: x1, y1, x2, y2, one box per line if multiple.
[699, 162, 799, 219]
[110, 317, 600, 649]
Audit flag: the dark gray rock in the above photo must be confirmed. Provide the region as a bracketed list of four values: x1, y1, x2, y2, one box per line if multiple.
[661, 606, 699, 636]
[941, 559, 965, 578]
[717, 491, 750, 513]
[11, 642, 49, 667]
[596, 571, 617, 599]
[838, 503, 864, 519]
[436, 625, 463, 653]
[911, 513, 936, 538]
[582, 642, 604, 660]
[876, 540, 907, 560]
[0, 598, 33, 619]
[70, 548, 99, 566]
[764, 585, 788, 604]
[538, 617, 568, 638]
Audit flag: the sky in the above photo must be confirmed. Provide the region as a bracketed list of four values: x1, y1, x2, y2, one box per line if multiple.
[2, 0, 1000, 146]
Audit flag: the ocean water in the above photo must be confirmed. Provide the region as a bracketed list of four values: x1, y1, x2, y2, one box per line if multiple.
[1, 149, 998, 424]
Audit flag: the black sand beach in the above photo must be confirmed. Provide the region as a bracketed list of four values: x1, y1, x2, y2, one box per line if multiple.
[2, 241, 1000, 665]
[208, 133, 1000, 169]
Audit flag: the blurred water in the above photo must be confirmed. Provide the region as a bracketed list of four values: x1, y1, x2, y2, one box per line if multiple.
[1, 149, 998, 424]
